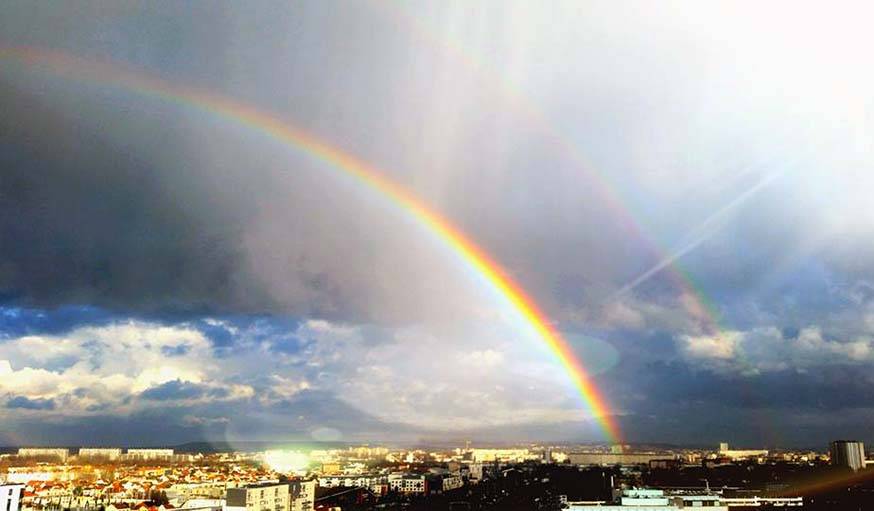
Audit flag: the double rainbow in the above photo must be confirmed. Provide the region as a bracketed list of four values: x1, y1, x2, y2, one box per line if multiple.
[0, 46, 621, 442]
[383, 5, 733, 339]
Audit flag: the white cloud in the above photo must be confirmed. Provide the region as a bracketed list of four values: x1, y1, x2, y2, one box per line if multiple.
[459, 349, 505, 368]
[678, 326, 874, 374]
[0, 315, 603, 430]
[0, 321, 252, 415]
[273, 319, 597, 430]
[681, 331, 741, 360]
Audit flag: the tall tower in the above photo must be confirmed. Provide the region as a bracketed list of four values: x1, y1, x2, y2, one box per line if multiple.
[830, 440, 866, 471]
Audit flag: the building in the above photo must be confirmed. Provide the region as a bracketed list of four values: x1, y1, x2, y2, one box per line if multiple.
[469, 448, 531, 463]
[568, 452, 675, 466]
[78, 448, 123, 460]
[5, 467, 68, 483]
[468, 462, 487, 482]
[17, 448, 69, 461]
[569, 489, 727, 510]
[317, 475, 387, 494]
[319, 463, 341, 474]
[442, 475, 463, 492]
[288, 480, 314, 511]
[177, 499, 224, 511]
[387, 474, 428, 494]
[0, 484, 23, 511]
[717, 443, 768, 460]
[313, 487, 375, 510]
[348, 446, 388, 459]
[648, 459, 681, 470]
[542, 448, 553, 464]
[167, 482, 229, 503]
[569, 488, 802, 510]
[125, 448, 175, 460]
[226, 483, 290, 511]
[830, 440, 866, 471]
[722, 496, 803, 507]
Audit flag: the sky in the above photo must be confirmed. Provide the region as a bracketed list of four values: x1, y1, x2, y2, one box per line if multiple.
[2, 0, 874, 448]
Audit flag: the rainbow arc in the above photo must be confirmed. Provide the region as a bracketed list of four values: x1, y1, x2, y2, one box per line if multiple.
[0, 46, 621, 442]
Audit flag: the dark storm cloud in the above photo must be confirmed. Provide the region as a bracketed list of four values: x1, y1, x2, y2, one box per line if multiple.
[0, 78, 264, 313]
[0, 0, 870, 325]
[0, 0, 662, 325]
[6, 396, 56, 410]
[0, 389, 426, 446]
[0, 64, 469, 323]
[638, 362, 874, 411]
[0, 412, 208, 447]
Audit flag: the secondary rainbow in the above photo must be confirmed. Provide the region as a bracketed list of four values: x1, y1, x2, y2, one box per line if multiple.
[383, 4, 735, 339]
[383, 10, 791, 439]
[0, 46, 621, 442]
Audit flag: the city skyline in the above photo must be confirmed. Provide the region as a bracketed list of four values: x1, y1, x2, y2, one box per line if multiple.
[1, 441, 842, 510]
[3, 1, 874, 448]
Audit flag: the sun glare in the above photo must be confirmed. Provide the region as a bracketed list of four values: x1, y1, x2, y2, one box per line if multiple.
[262, 450, 310, 475]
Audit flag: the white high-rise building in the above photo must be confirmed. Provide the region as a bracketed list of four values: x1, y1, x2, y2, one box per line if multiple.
[79, 448, 122, 460]
[289, 480, 315, 511]
[0, 484, 23, 511]
[17, 448, 70, 461]
[226, 483, 290, 511]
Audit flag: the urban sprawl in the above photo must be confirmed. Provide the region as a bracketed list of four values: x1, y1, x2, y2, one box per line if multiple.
[0, 441, 871, 510]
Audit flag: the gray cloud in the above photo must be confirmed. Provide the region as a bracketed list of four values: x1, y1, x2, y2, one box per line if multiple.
[0, 79, 261, 313]
[6, 396, 56, 410]
[139, 380, 210, 401]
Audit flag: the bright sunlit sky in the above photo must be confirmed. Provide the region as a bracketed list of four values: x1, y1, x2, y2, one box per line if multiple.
[2, 1, 874, 447]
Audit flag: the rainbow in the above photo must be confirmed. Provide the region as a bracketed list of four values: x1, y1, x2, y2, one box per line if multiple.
[382, 5, 732, 337]
[0, 46, 622, 442]
[382, 9, 791, 440]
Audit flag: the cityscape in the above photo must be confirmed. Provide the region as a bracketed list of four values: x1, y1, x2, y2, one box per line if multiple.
[4, 1, 874, 510]
[2, 441, 874, 510]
